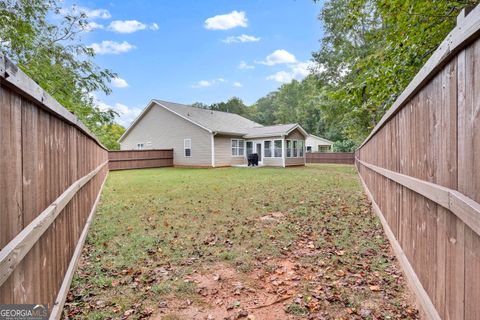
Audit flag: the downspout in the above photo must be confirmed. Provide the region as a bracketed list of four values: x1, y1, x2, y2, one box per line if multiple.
[211, 132, 216, 167]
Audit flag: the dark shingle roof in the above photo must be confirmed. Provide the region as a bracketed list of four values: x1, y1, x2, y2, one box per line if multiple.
[154, 100, 261, 135]
[243, 124, 299, 138]
[119, 99, 308, 142]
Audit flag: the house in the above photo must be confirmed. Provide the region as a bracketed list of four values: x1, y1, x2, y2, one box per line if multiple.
[305, 134, 333, 152]
[118, 100, 307, 167]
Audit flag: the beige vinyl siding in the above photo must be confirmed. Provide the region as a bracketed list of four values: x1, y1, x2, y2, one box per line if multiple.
[263, 157, 283, 166]
[285, 129, 306, 166]
[120, 105, 212, 166]
[305, 136, 332, 152]
[214, 135, 246, 166]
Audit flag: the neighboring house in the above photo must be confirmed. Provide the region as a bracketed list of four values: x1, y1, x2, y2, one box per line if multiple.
[118, 100, 307, 167]
[305, 134, 333, 152]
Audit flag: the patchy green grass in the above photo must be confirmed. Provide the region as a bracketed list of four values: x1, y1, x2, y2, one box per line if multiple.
[64, 164, 417, 319]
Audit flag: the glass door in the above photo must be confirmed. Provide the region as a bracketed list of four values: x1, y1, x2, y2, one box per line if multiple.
[255, 142, 262, 164]
[246, 141, 253, 156]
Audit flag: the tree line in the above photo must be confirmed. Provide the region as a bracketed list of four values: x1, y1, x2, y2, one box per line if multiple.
[1, 0, 477, 150]
[0, 0, 124, 149]
[196, 0, 477, 151]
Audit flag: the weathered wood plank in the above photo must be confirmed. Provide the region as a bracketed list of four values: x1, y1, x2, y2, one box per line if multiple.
[358, 174, 441, 320]
[464, 226, 480, 319]
[0, 54, 107, 150]
[0, 86, 23, 303]
[0, 161, 108, 287]
[356, 159, 480, 236]
[49, 171, 108, 320]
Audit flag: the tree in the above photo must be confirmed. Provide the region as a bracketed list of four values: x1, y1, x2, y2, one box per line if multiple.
[209, 97, 250, 117]
[96, 124, 126, 150]
[312, 0, 479, 143]
[332, 140, 357, 152]
[250, 93, 277, 125]
[0, 0, 119, 148]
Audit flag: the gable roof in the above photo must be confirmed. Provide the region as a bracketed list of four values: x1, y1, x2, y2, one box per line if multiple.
[154, 100, 261, 135]
[307, 134, 334, 145]
[243, 124, 307, 138]
[119, 99, 308, 142]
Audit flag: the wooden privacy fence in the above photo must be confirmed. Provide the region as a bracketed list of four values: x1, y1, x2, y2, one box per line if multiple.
[0, 54, 108, 318]
[356, 8, 480, 320]
[109, 149, 173, 171]
[306, 152, 354, 164]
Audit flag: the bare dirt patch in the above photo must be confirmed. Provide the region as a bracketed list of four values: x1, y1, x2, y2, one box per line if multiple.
[153, 260, 300, 320]
[152, 234, 418, 320]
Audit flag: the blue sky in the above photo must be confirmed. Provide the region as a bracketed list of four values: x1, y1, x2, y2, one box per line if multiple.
[66, 0, 324, 126]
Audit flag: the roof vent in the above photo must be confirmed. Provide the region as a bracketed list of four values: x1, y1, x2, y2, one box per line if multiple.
[187, 113, 190, 116]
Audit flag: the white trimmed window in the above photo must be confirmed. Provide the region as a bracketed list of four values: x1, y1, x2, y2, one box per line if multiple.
[299, 140, 304, 157]
[286, 140, 292, 158]
[246, 141, 253, 156]
[184, 139, 191, 157]
[264, 141, 272, 157]
[231, 139, 245, 156]
[293, 140, 298, 157]
[136, 143, 145, 149]
[274, 140, 282, 158]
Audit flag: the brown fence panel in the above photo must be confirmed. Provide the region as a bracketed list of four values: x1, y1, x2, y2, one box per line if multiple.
[108, 149, 173, 170]
[306, 152, 354, 164]
[356, 8, 480, 320]
[0, 54, 108, 319]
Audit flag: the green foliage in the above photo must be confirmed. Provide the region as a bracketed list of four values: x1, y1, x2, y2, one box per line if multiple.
[194, 97, 251, 118]
[250, 77, 330, 137]
[312, 0, 478, 143]
[96, 124, 126, 150]
[201, 76, 345, 145]
[0, 0, 122, 149]
[332, 140, 358, 152]
[243, 0, 477, 146]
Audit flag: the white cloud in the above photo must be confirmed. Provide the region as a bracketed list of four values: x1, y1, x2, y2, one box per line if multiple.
[204, 10, 247, 30]
[290, 61, 313, 78]
[106, 20, 158, 33]
[266, 71, 293, 83]
[82, 8, 112, 19]
[92, 95, 142, 127]
[233, 82, 243, 87]
[191, 78, 228, 88]
[266, 61, 314, 83]
[113, 103, 143, 127]
[111, 77, 129, 88]
[108, 20, 147, 33]
[222, 34, 260, 44]
[258, 49, 297, 66]
[62, 6, 111, 19]
[192, 80, 213, 88]
[83, 21, 104, 31]
[88, 41, 136, 55]
[238, 61, 255, 69]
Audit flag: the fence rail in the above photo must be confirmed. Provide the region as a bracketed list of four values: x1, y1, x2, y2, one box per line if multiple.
[108, 149, 174, 170]
[0, 53, 108, 319]
[356, 7, 480, 320]
[306, 152, 354, 164]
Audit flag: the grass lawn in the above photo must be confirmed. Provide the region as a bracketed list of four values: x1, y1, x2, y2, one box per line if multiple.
[64, 164, 417, 320]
